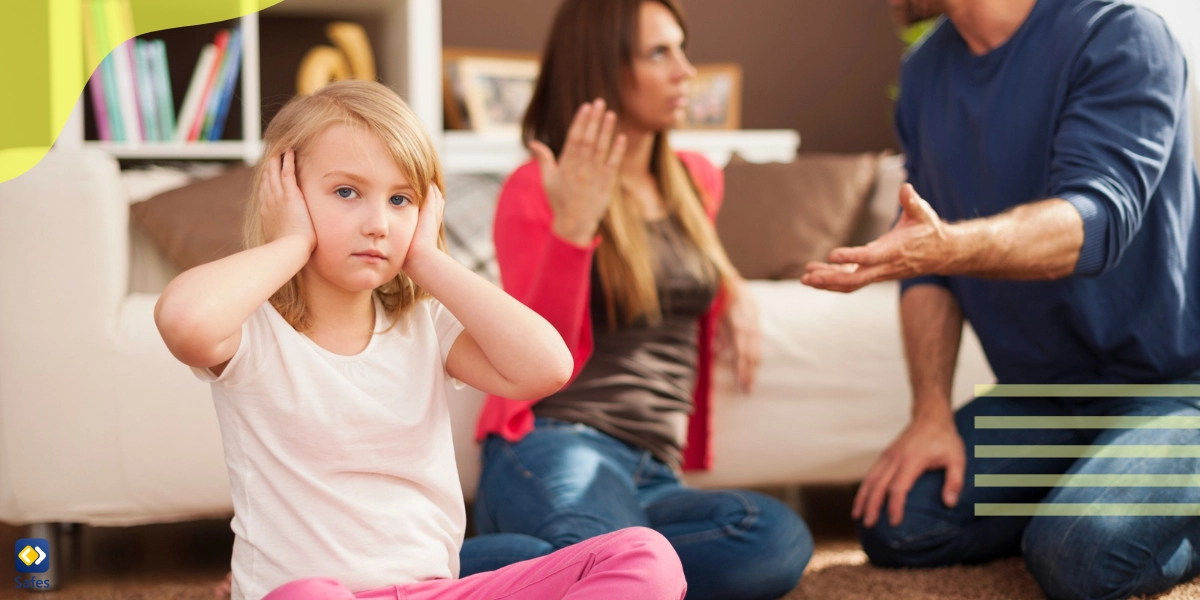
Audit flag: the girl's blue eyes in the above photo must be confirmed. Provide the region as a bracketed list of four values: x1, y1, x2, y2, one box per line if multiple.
[334, 187, 410, 206]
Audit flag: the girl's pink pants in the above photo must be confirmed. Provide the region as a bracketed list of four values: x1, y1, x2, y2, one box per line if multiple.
[262, 527, 686, 600]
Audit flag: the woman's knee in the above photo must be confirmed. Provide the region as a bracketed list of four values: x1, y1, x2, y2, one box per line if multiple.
[676, 491, 810, 600]
[538, 511, 637, 549]
[744, 493, 813, 573]
[745, 493, 811, 596]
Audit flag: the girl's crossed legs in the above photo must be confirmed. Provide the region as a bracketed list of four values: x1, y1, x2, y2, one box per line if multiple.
[263, 527, 684, 600]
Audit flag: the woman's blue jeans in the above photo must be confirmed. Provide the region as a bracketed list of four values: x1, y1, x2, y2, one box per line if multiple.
[858, 370, 1200, 600]
[460, 417, 813, 600]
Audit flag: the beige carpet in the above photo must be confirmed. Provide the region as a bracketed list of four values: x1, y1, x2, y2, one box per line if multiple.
[7, 542, 1200, 600]
[786, 541, 1200, 600]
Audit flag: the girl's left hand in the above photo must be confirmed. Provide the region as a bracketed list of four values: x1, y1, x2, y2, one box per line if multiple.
[720, 278, 762, 394]
[404, 183, 445, 269]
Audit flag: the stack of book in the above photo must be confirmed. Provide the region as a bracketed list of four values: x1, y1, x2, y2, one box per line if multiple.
[83, 0, 243, 143]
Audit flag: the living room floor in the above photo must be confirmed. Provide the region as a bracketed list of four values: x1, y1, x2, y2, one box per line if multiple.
[2, 485, 1196, 600]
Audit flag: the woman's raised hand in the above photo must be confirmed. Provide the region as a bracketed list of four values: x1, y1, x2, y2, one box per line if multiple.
[528, 98, 627, 246]
[260, 149, 316, 252]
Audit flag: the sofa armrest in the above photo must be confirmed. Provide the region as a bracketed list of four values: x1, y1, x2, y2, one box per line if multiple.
[0, 150, 230, 525]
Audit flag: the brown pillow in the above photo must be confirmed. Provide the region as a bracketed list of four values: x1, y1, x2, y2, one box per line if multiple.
[716, 153, 879, 280]
[846, 153, 906, 247]
[130, 166, 254, 271]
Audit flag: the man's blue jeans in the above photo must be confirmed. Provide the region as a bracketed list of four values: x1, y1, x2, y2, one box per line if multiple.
[460, 417, 813, 600]
[858, 371, 1200, 600]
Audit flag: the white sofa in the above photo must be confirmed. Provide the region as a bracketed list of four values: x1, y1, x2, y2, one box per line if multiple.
[0, 148, 994, 528]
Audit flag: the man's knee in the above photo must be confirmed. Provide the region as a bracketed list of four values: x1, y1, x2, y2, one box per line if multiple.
[856, 470, 972, 568]
[1023, 516, 1150, 600]
[857, 518, 958, 568]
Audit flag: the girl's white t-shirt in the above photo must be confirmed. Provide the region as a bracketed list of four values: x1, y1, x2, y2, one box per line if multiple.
[193, 298, 466, 600]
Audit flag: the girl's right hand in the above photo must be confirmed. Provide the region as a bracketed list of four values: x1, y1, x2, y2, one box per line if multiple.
[260, 149, 316, 252]
[528, 98, 627, 247]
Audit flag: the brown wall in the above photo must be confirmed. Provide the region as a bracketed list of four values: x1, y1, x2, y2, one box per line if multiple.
[442, 0, 907, 153]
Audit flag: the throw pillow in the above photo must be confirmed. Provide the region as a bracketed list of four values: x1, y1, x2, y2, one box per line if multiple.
[130, 165, 254, 271]
[716, 152, 880, 280]
[845, 153, 906, 247]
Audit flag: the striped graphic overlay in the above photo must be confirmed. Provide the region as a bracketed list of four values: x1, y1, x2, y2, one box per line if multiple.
[971, 385, 1200, 517]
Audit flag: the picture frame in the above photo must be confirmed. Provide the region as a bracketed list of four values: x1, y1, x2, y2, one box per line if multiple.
[442, 47, 540, 132]
[681, 63, 742, 130]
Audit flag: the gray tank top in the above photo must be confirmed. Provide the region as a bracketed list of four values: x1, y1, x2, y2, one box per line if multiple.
[533, 216, 718, 469]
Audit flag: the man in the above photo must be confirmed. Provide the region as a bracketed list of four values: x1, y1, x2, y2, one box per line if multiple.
[802, 0, 1200, 598]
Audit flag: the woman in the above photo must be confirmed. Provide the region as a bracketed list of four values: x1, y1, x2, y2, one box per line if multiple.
[464, 1, 813, 598]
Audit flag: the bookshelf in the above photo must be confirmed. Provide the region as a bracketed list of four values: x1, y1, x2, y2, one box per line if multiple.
[58, 12, 261, 163]
[57, 0, 438, 166]
[55, 0, 798, 171]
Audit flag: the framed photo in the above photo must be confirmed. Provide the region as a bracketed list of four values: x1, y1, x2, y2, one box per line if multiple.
[681, 63, 742, 130]
[442, 48, 540, 132]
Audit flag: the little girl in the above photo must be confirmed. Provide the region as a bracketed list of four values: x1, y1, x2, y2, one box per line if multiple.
[154, 80, 685, 600]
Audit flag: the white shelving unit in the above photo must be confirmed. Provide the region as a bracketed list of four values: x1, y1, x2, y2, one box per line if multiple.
[444, 129, 800, 175]
[262, 0, 442, 140]
[56, 0, 799, 171]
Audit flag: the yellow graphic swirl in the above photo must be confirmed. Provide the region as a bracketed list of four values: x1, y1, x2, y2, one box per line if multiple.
[0, 0, 282, 183]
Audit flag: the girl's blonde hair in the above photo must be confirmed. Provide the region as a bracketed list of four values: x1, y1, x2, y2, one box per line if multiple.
[244, 79, 447, 333]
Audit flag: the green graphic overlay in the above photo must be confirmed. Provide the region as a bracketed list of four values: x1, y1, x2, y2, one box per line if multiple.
[977, 474, 1200, 487]
[975, 384, 1200, 398]
[976, 416, 1200, 429]
[0, 0, 282, 183]
[971, 384, 1200, 517]
[976, 504, 1200, 517]
[975, 445, 1200, 458]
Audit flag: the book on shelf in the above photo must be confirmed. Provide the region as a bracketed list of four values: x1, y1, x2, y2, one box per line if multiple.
[205, 27, 243, 141]
[83, 0, 241, 146]
[173, 44, 217, 143]
[134, 39, 160, 141]
[103, 0, 141, 141]
[80, 0, 111, 141]
[149, 40, 176, 140]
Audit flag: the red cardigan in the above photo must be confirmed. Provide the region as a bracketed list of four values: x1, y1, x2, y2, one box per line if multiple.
[474, 151, 725, 471]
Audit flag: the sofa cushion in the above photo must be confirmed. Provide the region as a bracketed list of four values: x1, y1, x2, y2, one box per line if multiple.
[130, 166, 254, 271]
[716, 152, 880, 280]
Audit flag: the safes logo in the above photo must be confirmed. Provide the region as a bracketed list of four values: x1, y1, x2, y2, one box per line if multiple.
[14, 538, 49, 574]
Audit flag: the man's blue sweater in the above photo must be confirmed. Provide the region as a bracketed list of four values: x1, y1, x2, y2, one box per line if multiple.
[898, 0, 1200, 384]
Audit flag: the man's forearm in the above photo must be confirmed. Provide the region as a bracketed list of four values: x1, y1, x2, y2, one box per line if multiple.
[901, 284, 964, 421]
[943, 198, 1083, 280]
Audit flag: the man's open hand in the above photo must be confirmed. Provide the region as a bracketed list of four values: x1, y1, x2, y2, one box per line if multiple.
[802, 184, 954, 293]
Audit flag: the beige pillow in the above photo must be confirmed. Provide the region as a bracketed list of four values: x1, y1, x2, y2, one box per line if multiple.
[716, 153, 880, 280]
[846, 153, 906, 247]
[130, 166, 254, 271]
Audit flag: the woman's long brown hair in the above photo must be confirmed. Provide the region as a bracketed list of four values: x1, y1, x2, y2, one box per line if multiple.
[523, 0, 738, 328]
